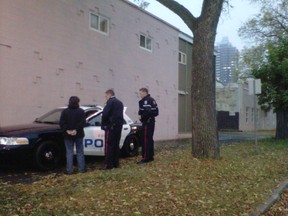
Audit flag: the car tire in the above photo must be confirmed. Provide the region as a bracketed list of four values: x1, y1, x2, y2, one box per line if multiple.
[122, 135, 140, 157]
[34, 141, 62, 171]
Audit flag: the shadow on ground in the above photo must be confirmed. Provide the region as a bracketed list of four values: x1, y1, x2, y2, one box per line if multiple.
[0, 156, 104, 185]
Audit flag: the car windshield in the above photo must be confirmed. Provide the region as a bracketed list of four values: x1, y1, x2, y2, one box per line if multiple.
[35, 108, 64, 124]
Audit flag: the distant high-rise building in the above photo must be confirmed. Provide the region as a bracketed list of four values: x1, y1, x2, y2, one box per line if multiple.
[215, 37, 239, 86]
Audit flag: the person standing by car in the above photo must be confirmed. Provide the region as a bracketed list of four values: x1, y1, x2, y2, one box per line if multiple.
[60, 96, 86, 174]
[137, 88, 159, 164]
[100, 89, 124, 170]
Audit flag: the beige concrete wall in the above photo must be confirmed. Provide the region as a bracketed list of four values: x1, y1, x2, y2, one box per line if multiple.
[216, 83, 276, 131]
[216, 84, 239, 113]
[238, 83, 258, 131]
[0, 0, 179, 140]
[238, 82, 276, 131]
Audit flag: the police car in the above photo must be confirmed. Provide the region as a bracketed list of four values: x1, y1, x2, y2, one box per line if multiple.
[0, 106, 141, 170]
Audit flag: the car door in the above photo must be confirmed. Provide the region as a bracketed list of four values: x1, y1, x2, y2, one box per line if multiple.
[120, 117, 131, 149]
[83, 113, 105, 156]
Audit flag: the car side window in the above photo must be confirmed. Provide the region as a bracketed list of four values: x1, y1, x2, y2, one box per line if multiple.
[88, 114, 102, 126]
[85, 110, 98, 118]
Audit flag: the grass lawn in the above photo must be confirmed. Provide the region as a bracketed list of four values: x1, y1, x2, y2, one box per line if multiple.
[1, 138, 288, 216]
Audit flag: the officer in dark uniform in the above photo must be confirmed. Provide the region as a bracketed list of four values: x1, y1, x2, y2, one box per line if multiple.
[137, 88, 159, 164]
[100, 89, 124, 170]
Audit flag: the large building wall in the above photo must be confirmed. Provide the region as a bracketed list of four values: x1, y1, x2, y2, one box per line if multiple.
[0, 0, 179, 140]
[238, 82, 276, 131]
[216, 84, 239, 113]
[216, 82, 276, 131]
[178, 36, 192, 133]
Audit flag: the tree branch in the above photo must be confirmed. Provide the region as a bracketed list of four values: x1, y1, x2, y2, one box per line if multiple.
[199, 0, 225, 28]
[155, 0, 197, 30]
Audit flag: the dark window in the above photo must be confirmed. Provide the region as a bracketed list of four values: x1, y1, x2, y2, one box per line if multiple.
[88, 114, 102, 126]
[140, 34, 152, 51]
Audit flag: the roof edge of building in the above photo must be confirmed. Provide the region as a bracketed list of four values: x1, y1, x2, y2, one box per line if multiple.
[179, 32, 193, 44]
[122, 0, 193, 40]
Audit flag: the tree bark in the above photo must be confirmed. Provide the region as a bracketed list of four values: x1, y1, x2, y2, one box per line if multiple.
[191, 30, 217, 158]
[190, 1, 223, 159]
[275, 110, 288, 139]
[156, 0, 224, 158]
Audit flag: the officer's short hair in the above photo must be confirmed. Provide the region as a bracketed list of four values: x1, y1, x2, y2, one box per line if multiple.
[69, 96, 80, 106]
[139, 88, 149, 94]
[105, 89, 115, 96]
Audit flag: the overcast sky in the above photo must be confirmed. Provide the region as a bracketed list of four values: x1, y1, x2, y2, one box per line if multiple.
[132, 0, 260, 51]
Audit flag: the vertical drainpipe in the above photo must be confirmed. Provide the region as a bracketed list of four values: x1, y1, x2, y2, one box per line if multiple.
[185, 40, 188, 132]
[0, 43, 13, 128]
[213, 51, 220, 157]
[0, 48, 1, 129]
[213, 53, 217, 130]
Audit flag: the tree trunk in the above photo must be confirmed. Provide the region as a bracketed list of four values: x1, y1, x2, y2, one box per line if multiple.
[275, 110, 288, 139]
[189, 0, 224, 159]
[155, 0, 224, 159]
[191, 28, 219, 159]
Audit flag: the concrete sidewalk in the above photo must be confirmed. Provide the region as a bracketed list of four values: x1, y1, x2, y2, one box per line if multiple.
[250, 180, 288, 215]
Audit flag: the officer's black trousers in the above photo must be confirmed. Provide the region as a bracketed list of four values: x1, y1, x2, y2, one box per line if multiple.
[105, 124, 122, 168]
[141, 121, 155, 161]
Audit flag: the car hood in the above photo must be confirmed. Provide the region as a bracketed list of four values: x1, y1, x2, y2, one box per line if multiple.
[0, 123, 60, 136]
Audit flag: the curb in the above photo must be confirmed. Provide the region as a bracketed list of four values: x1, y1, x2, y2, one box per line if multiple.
[249, 179, 288, 216]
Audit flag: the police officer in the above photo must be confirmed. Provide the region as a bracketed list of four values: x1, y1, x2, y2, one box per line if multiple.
[100, 89, 124, 170]
[137, 88, 159, 164]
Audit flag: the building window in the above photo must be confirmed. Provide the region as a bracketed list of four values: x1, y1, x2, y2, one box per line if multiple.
[140, 34, 152, 51]
[178, 52, 187, 65]
[90, 13, 109, 34]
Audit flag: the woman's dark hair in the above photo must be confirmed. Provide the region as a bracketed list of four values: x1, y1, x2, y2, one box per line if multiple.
[69, 96, 80, 107]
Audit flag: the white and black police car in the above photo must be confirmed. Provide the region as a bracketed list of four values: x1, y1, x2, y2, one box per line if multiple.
[0, 106, 141, 170]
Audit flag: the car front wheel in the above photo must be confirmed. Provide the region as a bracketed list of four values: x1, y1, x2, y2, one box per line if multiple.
[34, 141, 62, 171]
[122, 135, 140, 157]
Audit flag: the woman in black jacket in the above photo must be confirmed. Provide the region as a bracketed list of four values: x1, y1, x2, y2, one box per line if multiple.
[60, 96, 86, 174]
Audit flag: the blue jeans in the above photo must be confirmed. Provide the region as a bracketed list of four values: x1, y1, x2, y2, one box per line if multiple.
[64, 138, 85, 173]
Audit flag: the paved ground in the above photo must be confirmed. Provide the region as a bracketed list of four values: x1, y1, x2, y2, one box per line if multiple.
[262, 188, 288, 216]
[219, 131, 272, 144]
